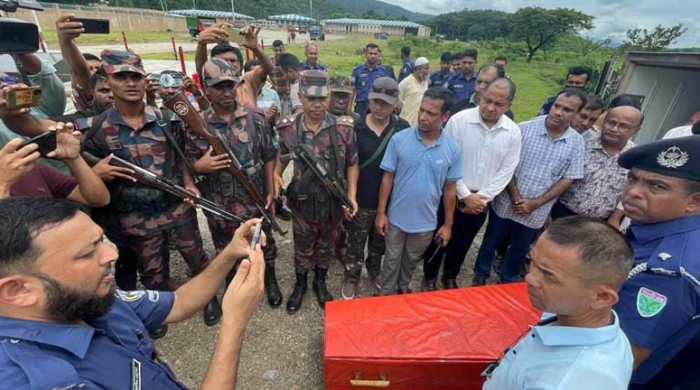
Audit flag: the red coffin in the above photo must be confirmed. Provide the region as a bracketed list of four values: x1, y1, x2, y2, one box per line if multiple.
[324, 283, 541, 390]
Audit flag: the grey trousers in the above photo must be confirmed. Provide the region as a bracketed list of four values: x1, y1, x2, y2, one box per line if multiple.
[380, 223, 434, 295]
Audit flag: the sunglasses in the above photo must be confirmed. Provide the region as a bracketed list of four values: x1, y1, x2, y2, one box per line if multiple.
[371, 85, 398, 96]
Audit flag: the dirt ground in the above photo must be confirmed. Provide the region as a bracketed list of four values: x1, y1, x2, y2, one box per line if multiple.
[154, 182, 486, 390]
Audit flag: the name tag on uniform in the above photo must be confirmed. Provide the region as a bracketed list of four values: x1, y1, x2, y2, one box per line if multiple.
[131, 359, 142, 390]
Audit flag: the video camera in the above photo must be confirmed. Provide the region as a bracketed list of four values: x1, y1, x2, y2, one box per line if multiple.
[0, 0, 44, 54]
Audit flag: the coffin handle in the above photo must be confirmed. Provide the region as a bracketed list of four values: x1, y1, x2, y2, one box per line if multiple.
[350, 372, 390, 387]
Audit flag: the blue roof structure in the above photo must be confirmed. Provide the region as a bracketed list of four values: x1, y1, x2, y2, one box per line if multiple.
[168, 9, 254, 20]
[323, 18, 426, 28]
[268, 14, 316, 23]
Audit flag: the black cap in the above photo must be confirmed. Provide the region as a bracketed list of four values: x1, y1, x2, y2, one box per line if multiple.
[619, 136, 700, 182]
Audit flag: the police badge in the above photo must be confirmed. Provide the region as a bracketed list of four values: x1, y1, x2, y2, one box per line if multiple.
[656, 146, 689, 169]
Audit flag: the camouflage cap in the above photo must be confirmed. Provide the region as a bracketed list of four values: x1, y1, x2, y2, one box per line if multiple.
[100, 49, 146, 76]
[329, 75, 352, 94]
[299, 70, 329, 97]
[202, 58, 240, 86]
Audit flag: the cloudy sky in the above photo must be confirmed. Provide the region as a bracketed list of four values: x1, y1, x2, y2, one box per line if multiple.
[382, 0, 699, 47]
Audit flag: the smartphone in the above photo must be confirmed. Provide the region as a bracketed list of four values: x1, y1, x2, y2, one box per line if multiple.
[19, 131, 57, 157]
[6, 87, 42, 110]
[250, 222, 263, 249]
[221, 25, 245, 45]
[158, 73, 184, 88]
[72, 18, 110, 34]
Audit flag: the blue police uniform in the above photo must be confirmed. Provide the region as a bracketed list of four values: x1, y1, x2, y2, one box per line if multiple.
[444, 71, 477, 102]
[538, 96, 557, 116]
[351, 63, 388, 116]
[398, 58, 414, 83]
[0, 290, 186, 390]
[613, 135, 700, 386]
[300, 61, 327, 72]
[429, 70, 453, 88]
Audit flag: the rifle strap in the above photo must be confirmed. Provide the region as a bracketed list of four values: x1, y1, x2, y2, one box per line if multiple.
[295, 114, 343, 180]
[154, 109, 196, 177]
[359, 115, 398, 171]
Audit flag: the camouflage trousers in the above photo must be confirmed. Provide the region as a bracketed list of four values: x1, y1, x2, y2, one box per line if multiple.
[125, 217, 209, 290]
[206, 215, 278, 264]
[292, 210, 343, 273]
[343, 208, 385, 283]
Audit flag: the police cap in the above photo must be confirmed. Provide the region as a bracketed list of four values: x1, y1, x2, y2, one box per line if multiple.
[619, 135, 700, 182]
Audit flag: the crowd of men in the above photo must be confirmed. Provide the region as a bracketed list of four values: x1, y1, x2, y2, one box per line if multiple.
[0, 16, 698, 390]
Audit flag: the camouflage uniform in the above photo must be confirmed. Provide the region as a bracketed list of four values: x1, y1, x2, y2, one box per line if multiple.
[343, 208, 384, 282]
[80, 50, 209, 290]
[277, 79, 358, 273]
[329, 75, 361, 122]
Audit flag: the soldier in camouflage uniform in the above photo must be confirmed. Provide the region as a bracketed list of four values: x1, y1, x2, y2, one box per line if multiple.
[79, 50, 218, 327]
[275, 70, 359, 314]
[328, 75, 361, 121]
[185, 58, 282, 308]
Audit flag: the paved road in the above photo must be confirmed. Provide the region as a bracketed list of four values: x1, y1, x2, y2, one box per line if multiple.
[80, 29, 345, 56]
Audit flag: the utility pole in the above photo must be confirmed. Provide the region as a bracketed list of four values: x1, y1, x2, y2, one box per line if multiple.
[191, 0, 195, 10]
[230, 0, 235, 21]
[309, 0, 312, 19]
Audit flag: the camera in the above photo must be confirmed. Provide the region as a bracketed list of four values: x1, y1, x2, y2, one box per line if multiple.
[0, 0, 43, 54]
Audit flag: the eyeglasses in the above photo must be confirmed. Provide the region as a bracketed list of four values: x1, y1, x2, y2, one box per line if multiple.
[371, 85, 398, 96]
[604, 118, 636, 132]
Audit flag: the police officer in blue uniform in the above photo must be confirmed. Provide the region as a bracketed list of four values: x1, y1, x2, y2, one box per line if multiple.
[0, 197, 264, 390]
[351, 43, 388, 117]
[444, 49, 478, 102]
[429, 52, 453, 88]
[614, 135, 700, 390]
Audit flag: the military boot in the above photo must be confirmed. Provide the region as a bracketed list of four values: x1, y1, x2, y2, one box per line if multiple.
[312, 267, 334, 308]
[265, 262, 283, 308]
[286, 272, 308, 314]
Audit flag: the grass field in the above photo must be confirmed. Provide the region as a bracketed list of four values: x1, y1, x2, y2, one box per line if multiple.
[142, 35, 576, 120]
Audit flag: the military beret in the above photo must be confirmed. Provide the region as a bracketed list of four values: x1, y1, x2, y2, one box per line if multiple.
[619, 135, 700, 182]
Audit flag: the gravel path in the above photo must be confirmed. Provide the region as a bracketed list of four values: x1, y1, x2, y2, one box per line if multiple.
[154, 176, 485, 389]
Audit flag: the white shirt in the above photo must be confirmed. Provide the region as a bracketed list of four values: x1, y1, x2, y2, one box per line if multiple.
[663, 125, 693, 139]
[444, 107, 522, 201]
[483, 311, 633, 390]
[398, 74, 429, 126]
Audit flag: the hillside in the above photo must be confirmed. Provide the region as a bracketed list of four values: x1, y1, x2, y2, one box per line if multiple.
[47, 0, 431, 21]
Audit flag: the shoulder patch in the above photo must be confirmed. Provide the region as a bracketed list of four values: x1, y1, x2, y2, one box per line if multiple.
[276, 115, 295, 127]
[637, 287, 667, 318]
[337, 115, 354, 126]
[74, 117, 93, 132]
[115, 290, 146, 303]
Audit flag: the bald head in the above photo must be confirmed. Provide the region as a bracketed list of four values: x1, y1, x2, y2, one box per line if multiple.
[608, 106, 644, 128]
[601, 106, 643, 149]
[485, 78, 516, 102]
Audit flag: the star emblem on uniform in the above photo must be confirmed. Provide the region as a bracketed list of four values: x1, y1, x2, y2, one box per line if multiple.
[658, 252, 672, 261]
[656, 146, 689, 169]
[282, 118, 288, 123]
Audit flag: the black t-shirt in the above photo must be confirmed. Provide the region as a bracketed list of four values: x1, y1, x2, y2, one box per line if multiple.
[355, 115, 410, 209]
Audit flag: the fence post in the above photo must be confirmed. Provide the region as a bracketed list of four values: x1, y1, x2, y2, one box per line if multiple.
[179, 46, 187, 75]
[122, 31, 129, 51]
[171, 37, 178, 61]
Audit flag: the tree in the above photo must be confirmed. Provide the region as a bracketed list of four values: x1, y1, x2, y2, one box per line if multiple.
[509, 7, 594, 62]
[426, 9, 511, 41]
[622, 24, 687, 51]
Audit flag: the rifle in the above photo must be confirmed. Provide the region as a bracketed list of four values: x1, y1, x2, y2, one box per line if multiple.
[108, 155, 245, 223]
[425, 236, 444, 265]
[294, 143, 354, 210]
[163, 92, 286, 235]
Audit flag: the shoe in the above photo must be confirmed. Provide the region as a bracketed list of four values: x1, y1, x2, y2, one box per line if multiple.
[341, 279, 357, 300]
[398, 286, 412, 294]
[276, 205, 292, 221]
[471, 275, 487, 287]
[265, 262, 283, 308]
[312, 267, 334, 308]
[368, 274, 381, 296]
[149, 325, 168, 340]
[442, 278, 459, 290]
[203, 296, 222, 326]
[423, 278, 437, 292]
[286, 272, 308, 314]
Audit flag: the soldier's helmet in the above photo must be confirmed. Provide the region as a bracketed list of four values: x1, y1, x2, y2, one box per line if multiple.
[100, 50, 146, 76]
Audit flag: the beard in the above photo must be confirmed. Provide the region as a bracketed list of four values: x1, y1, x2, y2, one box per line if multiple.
[34, 273, 116, 323]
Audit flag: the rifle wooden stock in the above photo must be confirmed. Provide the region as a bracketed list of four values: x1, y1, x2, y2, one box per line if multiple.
[163, 92, 287, 235]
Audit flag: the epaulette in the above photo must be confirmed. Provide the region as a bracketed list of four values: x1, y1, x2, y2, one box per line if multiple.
[74, 116, 93, 132]
[276, 115, 296, 128]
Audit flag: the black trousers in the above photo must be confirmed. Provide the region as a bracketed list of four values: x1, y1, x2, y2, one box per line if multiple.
[424, 202, 488, 281]
[550, 201, 579, 220]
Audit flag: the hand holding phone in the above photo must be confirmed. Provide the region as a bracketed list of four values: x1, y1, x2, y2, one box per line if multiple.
[71, 18, 110, 34]
[19, 131, 56, 157]
[6, 87, 42, 110]
[250, 222, 263, 250]
[221, 24, 245, 45]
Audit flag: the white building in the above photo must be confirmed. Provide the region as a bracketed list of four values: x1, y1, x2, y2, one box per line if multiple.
[322, 18, 431, 38]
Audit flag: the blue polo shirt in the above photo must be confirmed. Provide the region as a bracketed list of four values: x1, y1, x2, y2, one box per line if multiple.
[429, 70, 453, 88]
[483, 312, 633, 390]
[0, 290, 185, 390]
[615, 213, 700, 384]
[380, 127, 461, 233]
[444, 71, 477, 101]
[300, 61, 327, 72]
[350, 63, 388, 103]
